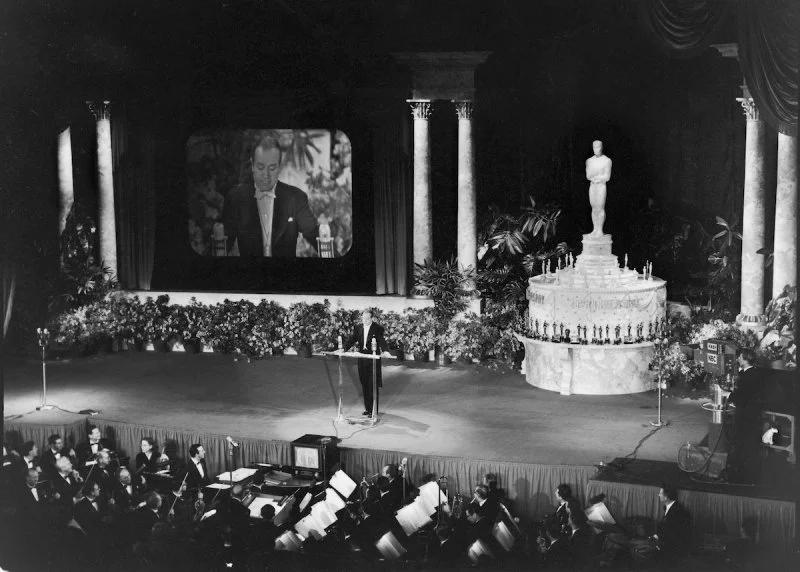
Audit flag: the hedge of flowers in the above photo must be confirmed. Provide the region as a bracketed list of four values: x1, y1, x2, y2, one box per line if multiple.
[46, 295, 524, 368]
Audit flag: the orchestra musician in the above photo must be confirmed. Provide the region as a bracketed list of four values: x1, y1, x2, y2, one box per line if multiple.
[135, 437, 170, 485]
[51, 456, 83, 508]
[42, 434, 76, 480]
[552, 483, 581, 536]
[75, 425, 113, 470]
[111, 467, 141, 513]
[184, 443, 210, 490]
[88, 451, 116, 501]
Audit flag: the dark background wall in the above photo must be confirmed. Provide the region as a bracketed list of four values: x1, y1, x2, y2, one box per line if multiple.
[1, 0, 747, 343]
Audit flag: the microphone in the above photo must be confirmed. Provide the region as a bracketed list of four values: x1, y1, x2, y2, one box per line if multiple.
[226, 436, 240, 447]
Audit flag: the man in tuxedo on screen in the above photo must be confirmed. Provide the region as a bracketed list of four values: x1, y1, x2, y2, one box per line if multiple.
[222, 133, 318, 257]
[345, 310, 391, 416]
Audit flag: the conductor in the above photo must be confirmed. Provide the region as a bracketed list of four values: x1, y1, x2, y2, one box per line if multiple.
[345, 310, 391, 416]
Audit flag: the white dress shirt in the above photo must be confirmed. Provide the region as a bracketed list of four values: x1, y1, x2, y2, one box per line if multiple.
[30, 487, 39, 502]
[254, 184, 277, 256]
[362, 324, 371, 350]
[194, 458, 205, 478]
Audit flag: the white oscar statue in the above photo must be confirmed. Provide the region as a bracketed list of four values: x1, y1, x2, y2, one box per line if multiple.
[585, 140, 612, 238]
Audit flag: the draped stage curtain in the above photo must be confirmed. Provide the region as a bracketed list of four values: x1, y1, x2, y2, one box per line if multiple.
[4, 418, 87, 453]
[586, 479, 796, 551]
[637, 0, 731, 57]
[639, 1, 798, 135]
[112, 105, 156, 289]
[738, 0, 799, 136]
[373, 110, 410, 295]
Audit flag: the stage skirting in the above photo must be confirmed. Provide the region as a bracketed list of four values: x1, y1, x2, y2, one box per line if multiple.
[586, 479, 796, 551]
[5, 417, 592, 522]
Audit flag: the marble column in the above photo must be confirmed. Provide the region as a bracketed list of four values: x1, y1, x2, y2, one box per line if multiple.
[409, 100, 432, 268]
[773, 132, 797, 297]
[57, 126, 74, 236]
[87, 100, 118, 278]
[735, 96, 767, 325]
[454, 101, 476, 286]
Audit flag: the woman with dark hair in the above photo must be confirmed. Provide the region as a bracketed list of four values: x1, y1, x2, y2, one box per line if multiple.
[134, 438, 169, 474]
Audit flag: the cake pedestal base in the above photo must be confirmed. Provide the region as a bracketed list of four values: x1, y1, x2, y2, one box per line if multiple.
[520, 336, 655, 395]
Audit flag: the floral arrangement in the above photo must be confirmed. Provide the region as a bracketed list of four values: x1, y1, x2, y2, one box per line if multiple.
[443, 313, 489, 362]
[282, 300, 332, 352]
[50, 306, 88, 347]
[141, 295, 175, 342]
[402, 308, 438, 357]
[330, 307, 361, 349]
[249, 300, 288, 355]
[172, 298, 212, 344]
[381, 311, 405, 353]
[651, 341, 708, 390]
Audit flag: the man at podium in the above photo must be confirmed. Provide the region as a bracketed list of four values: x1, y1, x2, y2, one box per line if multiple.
[344, 310, 390, 416]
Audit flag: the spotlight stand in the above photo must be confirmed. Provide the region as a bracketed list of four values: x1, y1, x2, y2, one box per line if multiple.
[36, 327, 56, 411]
[650, 337, 669, 428]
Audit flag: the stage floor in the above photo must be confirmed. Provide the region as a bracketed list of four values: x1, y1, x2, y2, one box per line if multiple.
[4, 352, 710, 466]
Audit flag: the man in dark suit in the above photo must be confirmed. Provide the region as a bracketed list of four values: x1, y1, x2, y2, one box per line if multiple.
[42, 434, 76, 481]
[553, 483, 582, 536]
[51, 456, 82, 509]
[111, 467, 140, 513]
[727, 349, 763, 484]
[75, 425, 112, 472]
[185, 443, 210, 490]
[652, 484, 691, 562]
[344, 310, 391, 416]
[470, 484, 500, 524]
[222, 134, 318, 257]
[87, 450, 116, 501]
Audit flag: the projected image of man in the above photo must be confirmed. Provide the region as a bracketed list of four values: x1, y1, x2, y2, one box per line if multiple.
[223, 134, 318, 257]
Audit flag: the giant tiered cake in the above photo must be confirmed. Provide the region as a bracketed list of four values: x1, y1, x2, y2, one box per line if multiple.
[520, 232, 667, 395]
[527, 234, 666, 343]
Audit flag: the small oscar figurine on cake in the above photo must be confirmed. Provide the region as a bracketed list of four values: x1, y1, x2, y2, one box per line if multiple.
[625, 323, 633, 344]
[636, 322, 644, 343]
[564, 328, 572, 344]
[559, 322, 565, 341]
[614, 324, 621, 345]
[582, 325, 589, 344]
[543, 321, 549, 340]
[647, 321, 653, 341]
[533, 319, 540, 340]
[592, 324, 597, 344]
[604, 325, 610, 345]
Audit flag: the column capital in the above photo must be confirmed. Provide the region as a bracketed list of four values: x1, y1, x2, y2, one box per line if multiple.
[87, 100, 111, 120]
[736, 97, 759, 122]
[453, 100, 474, 120]
[407, 100, 432, 120]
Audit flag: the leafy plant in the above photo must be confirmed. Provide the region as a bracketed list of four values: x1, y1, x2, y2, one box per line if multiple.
[402, 308, 438, 356]
[413, 257, 474, 323]
[476, 197, 570, 306]
[141, 295, 174, 342]
[443, 313, 490, 361]
[282, 300, 332, 351]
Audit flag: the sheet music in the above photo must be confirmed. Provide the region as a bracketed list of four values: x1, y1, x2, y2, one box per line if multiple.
[214, 467, 257, 482]
[324, 487, 346, 512]
[328, 470, 357, 499]
[585, 501, 616, 524]
[247, 496, 283, 519]
[395, 501, 432, 536]
[311, 500, 337, 528]
[206, 483, 231, 490]
[295, 514, 327, 539]
[298, 492, 312, 511]
[417, 482, 446, 515]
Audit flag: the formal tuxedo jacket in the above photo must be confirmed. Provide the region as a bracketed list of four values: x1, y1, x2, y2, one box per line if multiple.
[112, 482, 140, 512]
[16, 483, 45, 511]
[75, 439, 112, 468]
[42, 448, 73, 480]
[185, 457, 211, 490]
[345, 322, 387, 388]
[223, 180, 318, 258]
[656, 501, 691, 556]
[88, 466, 116, 499]
[52, 472, 81, 507]
[730, 367, 763, 427]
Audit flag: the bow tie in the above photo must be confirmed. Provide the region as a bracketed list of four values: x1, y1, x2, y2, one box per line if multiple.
[254, 190, 276, 200]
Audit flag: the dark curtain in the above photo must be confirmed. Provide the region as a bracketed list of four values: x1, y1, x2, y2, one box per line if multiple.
[637, 0, 730, 57]
[738, 0, 799, 136]
[112, 106, 156, 289]
[373, 110, 410, 295]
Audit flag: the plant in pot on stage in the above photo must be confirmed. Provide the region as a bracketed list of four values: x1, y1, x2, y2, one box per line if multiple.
[173, 298, 211, 353]
[141, 295, 174, 351]
[402, 308, 438, 360]
[443, 313, 488, 363]
[249, 300, 288, 356]
[330, 307, 361, 350]
[83, 299, 114, 353]
[50, 307, 89, 353]
[476, 197, 570, 308]
[380, 311, 404, 356]
[481, 302, 526, 370]
[283, 300, 332, 355]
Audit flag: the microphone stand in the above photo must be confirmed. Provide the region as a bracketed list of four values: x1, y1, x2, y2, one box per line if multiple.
[36, 328, 56, 411]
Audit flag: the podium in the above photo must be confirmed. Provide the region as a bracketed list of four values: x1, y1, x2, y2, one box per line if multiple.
[324, 348, 382, 426]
